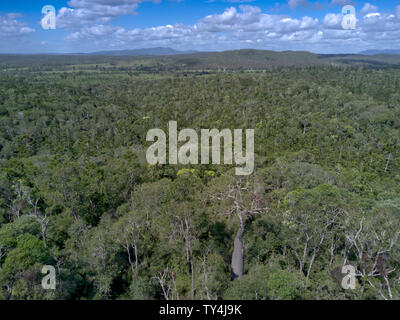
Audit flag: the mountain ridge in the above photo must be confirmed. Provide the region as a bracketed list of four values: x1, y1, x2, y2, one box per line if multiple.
[1, 49, 400, 69]
[85, 47, 199, 56]
[360, 49, 400, 55]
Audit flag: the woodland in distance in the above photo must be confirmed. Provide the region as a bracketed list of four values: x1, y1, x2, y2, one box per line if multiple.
[0, 50, 400, 300]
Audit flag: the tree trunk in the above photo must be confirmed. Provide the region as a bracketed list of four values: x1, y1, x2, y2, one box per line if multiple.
[41, 223, 47, 248]
[231, 224, 244, 279]
[189, 248, 194, 300]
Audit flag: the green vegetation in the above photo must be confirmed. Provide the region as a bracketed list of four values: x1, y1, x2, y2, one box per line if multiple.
[0, 51, 400, 300]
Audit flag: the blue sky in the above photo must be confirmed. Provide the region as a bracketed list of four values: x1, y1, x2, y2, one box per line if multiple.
[1, 0, 400, 53]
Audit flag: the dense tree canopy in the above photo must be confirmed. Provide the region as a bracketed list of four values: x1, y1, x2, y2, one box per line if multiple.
[0, 56, 399, 300]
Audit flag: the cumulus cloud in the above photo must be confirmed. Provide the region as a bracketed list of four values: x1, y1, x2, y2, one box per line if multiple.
[197, 5, 318, 33]
[62, 5, 321, 52]
[7, 13, 23, 19]
[360, 3, 378, 15]
[330, 0, 353, 6]
[323, 13, 343, 29]
[57, 0, 146, 29]
[67, 23, 194, 43]
[288, 0, 310, 10]
[0, 13, 35, 38]
[54, 3, 400, 54]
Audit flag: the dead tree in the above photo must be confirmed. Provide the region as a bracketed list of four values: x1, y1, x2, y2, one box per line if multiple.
[152, 266, 179, 300]
[115, 219, 140, 275]
[172, 213, 196, 299]
[198, 249, 217, 300]
[343, 213, 400, 300]
[0, 245, 6, 263]
[214, 178, 267, 280]
[385, 153, 392, 172]
[8, 183, 49, 247]
[285, 199, 343, 279]
[26, 195, 49, 248]
[7, 182, 25, 220]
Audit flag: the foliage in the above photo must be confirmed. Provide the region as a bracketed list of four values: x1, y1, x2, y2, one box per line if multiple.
[0, 55, 400, 300]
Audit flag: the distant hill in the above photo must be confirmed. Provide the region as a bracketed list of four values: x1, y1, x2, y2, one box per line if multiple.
[86, 47, 198, 56]
[162, 49, 400, 69]
[360, 49, 400, 55]
[167, 49, 322, 69]
[1, 49, 400, 69]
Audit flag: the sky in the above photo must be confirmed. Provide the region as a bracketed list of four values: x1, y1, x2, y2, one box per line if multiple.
[0, 0, 400, 54]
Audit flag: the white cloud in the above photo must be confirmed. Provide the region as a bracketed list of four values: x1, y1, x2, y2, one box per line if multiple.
[0, 13, 35, 38]
[360, 3, 378, 15]
[57, 4, 400, 54]
[57, 0, 145, 29]
[196, 5, 317, 33]
[7, 13, 23, 19]
[197, 6, 263, 31]
[67, 23, 194, 43]
[323, 13, 343, 29]
[330, 0, 353, 6]
[288, 0, 310, 10]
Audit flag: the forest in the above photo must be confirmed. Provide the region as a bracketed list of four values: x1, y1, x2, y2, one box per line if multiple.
[0, 51, 400, 300]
